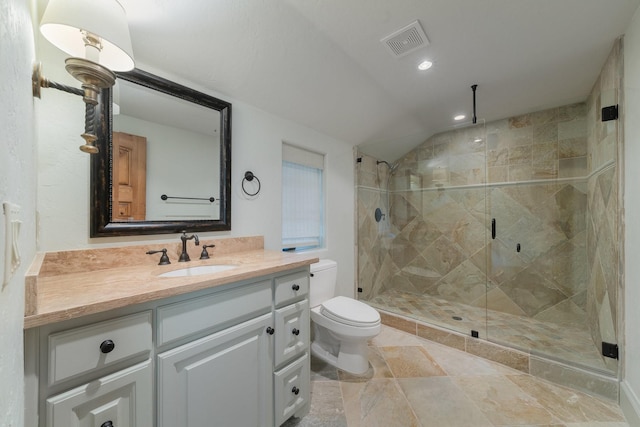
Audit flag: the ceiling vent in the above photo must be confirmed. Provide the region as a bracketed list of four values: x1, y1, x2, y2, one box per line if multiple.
[380, 20, 430, 58]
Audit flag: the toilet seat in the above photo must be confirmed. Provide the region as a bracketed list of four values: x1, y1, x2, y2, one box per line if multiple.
[320, 296, 380, 327]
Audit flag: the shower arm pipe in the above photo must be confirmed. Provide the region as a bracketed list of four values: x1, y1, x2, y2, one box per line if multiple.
[376, 160, 399, 172]
[471, 84, 478, 124]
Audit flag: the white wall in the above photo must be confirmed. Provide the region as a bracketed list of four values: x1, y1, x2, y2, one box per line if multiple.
[36, 43, 357, 297]
[623, 8, 640, 424]
[0, 0, 37, 424]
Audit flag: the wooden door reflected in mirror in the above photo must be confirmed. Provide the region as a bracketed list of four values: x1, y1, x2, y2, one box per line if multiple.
[112, 131, 147, 221]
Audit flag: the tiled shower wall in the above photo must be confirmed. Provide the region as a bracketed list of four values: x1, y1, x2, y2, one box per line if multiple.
[356, 38, 622, 371]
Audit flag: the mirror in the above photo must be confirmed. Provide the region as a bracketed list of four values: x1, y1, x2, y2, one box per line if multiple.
[90, 68, 232, 237]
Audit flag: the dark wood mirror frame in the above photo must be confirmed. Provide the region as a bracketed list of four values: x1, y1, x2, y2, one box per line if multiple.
[90, 68, 232, 237]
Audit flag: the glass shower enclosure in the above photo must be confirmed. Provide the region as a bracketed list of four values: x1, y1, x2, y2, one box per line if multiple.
[357, 102, 619, 375]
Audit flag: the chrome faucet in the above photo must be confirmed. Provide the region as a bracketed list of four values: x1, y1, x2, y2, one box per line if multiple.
[179, 231, 200, 262]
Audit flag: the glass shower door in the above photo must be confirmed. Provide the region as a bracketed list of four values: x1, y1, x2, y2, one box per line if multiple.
[484, 110, 616, 374]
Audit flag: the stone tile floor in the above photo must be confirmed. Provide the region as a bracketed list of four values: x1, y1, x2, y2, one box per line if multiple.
[283, 326, 628, 427]
[366, 289, 609, 373]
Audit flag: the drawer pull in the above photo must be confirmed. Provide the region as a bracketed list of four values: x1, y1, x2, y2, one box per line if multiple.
[291, 328, 300, 336]
[99, 339, 116, 354]
[292, 386, 300, 395]
[266, 327, 275, 335]
[291, 284, 300, 291]
[101, 422, 114, 427]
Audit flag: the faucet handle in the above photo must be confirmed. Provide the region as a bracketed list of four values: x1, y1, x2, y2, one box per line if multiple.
[200, 244, 216, 260]
[147, 248, 171, 265]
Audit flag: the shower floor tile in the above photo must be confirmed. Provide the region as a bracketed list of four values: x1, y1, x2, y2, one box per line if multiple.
[366, 289, 609, 373]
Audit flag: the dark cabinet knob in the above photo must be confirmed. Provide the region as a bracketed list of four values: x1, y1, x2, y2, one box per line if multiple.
[292, 328, 300, 336]
[292, 386, 300, 395]
[100, 340, 115, 354]
[291, 284, 300, 291]
[101, 421, 113, 427]
[266, 327, 275, 335]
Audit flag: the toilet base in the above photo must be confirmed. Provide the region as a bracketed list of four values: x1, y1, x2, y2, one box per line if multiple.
[310, 339, 370, 375]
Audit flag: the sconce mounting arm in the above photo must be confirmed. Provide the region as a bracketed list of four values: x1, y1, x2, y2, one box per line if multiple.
[32, 61, 104, 154]
[32, 62, 83, 99]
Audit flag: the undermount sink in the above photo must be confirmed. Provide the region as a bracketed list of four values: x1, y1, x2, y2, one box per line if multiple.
[158, 264, 238, 278]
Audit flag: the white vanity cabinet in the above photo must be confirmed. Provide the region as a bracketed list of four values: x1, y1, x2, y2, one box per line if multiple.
[25, 266, 312, 427]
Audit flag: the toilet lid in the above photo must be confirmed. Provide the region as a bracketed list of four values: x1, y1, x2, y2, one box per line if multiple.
[320, 296, 380, 327]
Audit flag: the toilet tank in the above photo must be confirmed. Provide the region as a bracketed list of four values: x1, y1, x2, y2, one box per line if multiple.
[309, 259, 337, 307]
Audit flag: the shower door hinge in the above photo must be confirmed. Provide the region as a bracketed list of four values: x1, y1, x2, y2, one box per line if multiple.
[602, 342, 619, 359]
[601, 105, 619, 122]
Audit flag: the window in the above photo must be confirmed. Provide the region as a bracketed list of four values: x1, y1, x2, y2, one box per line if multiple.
[282, 143, 325, 251]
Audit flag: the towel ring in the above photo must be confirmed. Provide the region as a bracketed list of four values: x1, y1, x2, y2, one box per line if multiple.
[242, 171, 261, 196]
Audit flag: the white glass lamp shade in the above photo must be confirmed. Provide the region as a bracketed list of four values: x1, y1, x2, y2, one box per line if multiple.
[40, 0, 135, 71]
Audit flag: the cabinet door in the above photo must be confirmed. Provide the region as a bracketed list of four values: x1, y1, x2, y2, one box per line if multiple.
[274, 299, 309, 367]
[158, 313, 274, 427]
[45, 360, 152, 427]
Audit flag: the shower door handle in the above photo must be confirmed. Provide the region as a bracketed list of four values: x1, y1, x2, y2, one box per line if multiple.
[491, 218, 496, 239]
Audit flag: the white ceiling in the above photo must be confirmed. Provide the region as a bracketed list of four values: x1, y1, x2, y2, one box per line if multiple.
[117, 0, 640, 162]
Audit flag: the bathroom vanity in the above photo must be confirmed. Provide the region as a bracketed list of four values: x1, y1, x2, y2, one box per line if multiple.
[23, 238, 316, 427]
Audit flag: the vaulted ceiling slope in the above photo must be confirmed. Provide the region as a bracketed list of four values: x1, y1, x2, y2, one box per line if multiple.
[119, 0, 639, 162]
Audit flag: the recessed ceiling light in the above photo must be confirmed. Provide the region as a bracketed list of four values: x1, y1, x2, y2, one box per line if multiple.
[418, 60, 433, 71]
[454, 114, 466, 121]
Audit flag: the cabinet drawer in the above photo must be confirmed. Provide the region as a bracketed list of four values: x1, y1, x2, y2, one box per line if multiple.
[274, 353, 310, 427]
[274, 299, 309, 367]
[157, 279, 271, 347]
[274, 270, 309, 307]
[46, 359, 153, 427]
[48, 311, 152, 386]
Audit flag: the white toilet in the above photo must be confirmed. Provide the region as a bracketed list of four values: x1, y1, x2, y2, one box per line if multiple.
[309, 259, 381, 375]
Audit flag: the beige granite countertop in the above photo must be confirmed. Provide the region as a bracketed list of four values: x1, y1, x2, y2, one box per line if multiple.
[24, 236, 318, 329]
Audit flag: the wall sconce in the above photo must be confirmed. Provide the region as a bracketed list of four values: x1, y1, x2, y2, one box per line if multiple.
[32, 0, 134, 153]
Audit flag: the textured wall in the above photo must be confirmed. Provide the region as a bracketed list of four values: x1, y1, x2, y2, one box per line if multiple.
[0, 0, 36, 424]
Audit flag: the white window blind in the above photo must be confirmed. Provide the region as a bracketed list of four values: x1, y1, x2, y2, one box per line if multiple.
[282, 144, 324, 250]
